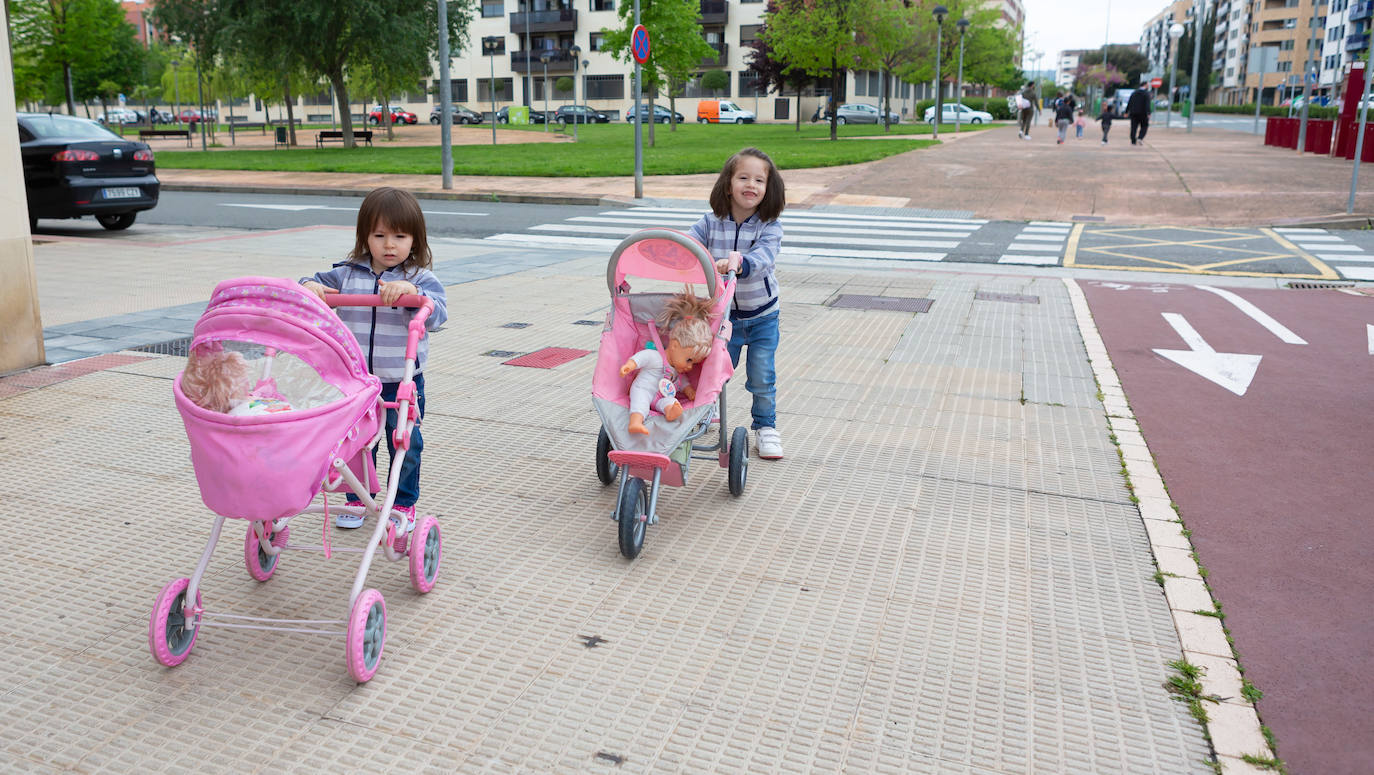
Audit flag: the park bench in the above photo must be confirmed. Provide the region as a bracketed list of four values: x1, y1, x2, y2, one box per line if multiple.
[315, 130, 373, 148]
[138, 128, 192, 147]
[227, 121, 268, 134]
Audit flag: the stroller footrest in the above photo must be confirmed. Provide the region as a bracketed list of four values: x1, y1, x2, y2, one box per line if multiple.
[607, 450, 671, 469]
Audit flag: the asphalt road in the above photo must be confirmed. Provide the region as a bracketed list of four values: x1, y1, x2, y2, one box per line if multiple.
[1082, 279, 1374, 775]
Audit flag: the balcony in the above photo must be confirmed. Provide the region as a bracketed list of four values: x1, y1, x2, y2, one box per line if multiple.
[1348, 31, 1370, 52]
[509, 8, 577, 33]
[1351, 1, 1373, 22]
[511, 48, 576, 73]
[700, 41, 728, 67]
[700, 0, 727, 24]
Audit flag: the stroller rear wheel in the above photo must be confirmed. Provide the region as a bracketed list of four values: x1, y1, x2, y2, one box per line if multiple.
[617, 477, 648, 559]
[728, 427, 749, 497]
[244, 521, 289, 582]
[595, 427, 619, 485]
[345, 588, 387, 683]
[409, 515, 442, 593]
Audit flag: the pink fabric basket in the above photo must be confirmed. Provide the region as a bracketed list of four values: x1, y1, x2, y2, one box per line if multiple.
[174, 277, 383, 520]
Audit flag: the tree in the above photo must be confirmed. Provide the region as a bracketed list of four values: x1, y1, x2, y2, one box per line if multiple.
[700, 69, 730, 96]
[1176, 6, 1216, 105]
[601, 0, 715, 142]
[763, 0, 859, 140]
[746, 0, 821, 131]
[10, 0, 141, 113]
[852, 0, 917, 131]
[1081, 44, 1150, 89]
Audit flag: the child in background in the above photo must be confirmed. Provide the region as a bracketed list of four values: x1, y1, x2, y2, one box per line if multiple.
[688, 147, 787, 460]
[1075, 109, 1086, 140]
[301, 187, 449, 528]
[1098, 103, 1116, 145]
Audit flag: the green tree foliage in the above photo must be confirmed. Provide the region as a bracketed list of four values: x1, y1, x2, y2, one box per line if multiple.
[762, 0, 857, 140]
[1081, 44, 1150, 88]
[1175, 6, 1215, 105]
[10, 0, 144, 114]
[601, 0, 715, 141]
[852, 0, 917, 131]
[745, 0, 821, 130]
[700, 69, 730, 95]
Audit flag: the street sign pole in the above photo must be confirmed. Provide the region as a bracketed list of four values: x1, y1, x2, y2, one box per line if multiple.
[632, 21, 648, 199]
[438, 0, 453, 189]
[1186, 0, 1202, 133]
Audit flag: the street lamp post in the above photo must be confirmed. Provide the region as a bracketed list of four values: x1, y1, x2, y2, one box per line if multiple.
[570, 44, 581, 142]
[1186, 0, 1202, 132]
[541, 51, 551, 133]
[955, 17, 969, 133]
[1167, 22, 1184, 128]
[524, 1, 532, 111]
[438, 0, 453, 189]
[932, 5, 947, 140]
[483, 37, 500, 144]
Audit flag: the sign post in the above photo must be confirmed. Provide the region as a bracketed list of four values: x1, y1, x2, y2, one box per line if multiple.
[631, 22, 649, 199]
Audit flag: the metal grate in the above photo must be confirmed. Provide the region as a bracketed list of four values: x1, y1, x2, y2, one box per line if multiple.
[1286, 281, 1356, 290]
[1071, 215, 1105, 222]
[503, 347, 592, 369]
[129, 337, 193, 357]
[482, 350, 522, 358]
[826, 294, 933, 313]
[501, 322, 532, 329]
[572, 320, 602, 326]
[975, 291, 1040, 304]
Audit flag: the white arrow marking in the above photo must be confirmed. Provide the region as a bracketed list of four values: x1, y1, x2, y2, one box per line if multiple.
[1368, 324, 1373, 355]
[1194, 285, 1307, 344]
[222, 203, 485, 216]
[1153, 313, 1262, 396]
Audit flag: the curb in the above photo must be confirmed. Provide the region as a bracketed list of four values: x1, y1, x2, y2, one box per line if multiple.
[1270, 214, 1374, 230]
[159, 181, 619, 208]
[1063, 278, 1279, 775]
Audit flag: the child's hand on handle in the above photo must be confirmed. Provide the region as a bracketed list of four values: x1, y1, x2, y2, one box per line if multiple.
[715, 250, 742, 276]
[378, 279, 418, 306]
[620, 358, 639, 377]
[301, 280, 336, 303]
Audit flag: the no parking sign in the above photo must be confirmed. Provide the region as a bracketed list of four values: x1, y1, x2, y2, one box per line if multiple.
[632, 24, 650, 64]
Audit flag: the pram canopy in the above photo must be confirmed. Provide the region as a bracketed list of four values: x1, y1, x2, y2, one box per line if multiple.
[593, 229, 735, 454]
[174, 277, 383, 520]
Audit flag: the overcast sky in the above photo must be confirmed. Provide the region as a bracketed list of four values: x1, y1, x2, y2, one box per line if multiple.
[1020, 0, 1162, 71]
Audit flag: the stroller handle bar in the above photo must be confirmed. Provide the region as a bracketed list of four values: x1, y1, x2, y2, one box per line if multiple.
[326, 293, 435, 361]
[607, 229, 717, 296]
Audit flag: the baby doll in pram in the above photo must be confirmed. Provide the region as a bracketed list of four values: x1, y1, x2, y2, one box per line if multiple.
[620, 291, 715, 434]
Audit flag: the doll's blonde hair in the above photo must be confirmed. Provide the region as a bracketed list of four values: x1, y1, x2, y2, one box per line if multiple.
[658, 288, 715, 361]
[181, 347, 251, 413]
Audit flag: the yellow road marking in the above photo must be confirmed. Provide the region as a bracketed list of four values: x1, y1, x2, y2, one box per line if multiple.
[1260, 227, 1341, 280]
[1062, 223, 1085, 267]
[1064, 224, 1341, 278]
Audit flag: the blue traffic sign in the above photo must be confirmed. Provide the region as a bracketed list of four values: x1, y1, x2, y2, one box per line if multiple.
[632, 24, 650, 64]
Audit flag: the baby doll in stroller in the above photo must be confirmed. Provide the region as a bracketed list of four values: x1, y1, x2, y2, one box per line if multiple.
[620, 291, 714, 434]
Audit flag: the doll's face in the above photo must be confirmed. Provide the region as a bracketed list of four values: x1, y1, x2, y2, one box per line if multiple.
[664, 338, 701, 374]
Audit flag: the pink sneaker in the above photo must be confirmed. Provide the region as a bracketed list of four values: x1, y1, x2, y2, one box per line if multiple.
[389, 505, 416, 552]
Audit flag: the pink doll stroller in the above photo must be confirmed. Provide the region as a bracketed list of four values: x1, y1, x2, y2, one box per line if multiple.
[592, 229, 749, 559]
[149, 276, 441, 683]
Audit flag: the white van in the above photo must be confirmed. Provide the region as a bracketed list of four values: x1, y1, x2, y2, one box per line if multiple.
[697, 99, 756, 124]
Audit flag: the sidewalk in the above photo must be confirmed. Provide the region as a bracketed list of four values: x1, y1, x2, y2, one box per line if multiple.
[1, 223, 1267, 772]
[156, 121, 1374, 225]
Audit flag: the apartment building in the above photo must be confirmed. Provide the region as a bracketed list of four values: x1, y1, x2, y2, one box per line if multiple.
[1318, 0, 1354, 98]
[1055, 49, 1091, 88]
[1141, 0, 1202, 79]
[1210, 0, 1326, 105]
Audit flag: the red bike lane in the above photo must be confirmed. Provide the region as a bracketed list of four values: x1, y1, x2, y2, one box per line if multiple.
[1081, 281, 1374, 775]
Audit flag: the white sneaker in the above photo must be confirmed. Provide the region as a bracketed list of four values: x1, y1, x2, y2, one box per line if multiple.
[756, 427, 783, 460]
[336, 504, 366, 529]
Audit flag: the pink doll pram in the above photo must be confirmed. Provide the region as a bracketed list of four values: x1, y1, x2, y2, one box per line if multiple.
[592, 229, 749, 559]
[149, 276, 441, 683]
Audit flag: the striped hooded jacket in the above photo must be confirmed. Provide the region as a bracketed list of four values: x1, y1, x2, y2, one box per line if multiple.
[303, 261, 449, 381]
[688, 212, 783, 320]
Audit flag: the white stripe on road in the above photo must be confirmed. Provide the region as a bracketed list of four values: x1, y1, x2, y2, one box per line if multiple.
[1339, 266, 1374, 280]
[529, 223, 961, 248]
[1368, 324, 1374, 355]
[998, 254, 1060, 265]
[1014, 234, 1069, 242]
[563, 216, 971, 239]
[1297, 243, 1361, 252]
[1005, 243, 1063, 252]
[1194, 285, 1308, 345]
[1285, 234, 1343, 242]
[1315, 254, 1374, 262]
[621, 206, 989, 225]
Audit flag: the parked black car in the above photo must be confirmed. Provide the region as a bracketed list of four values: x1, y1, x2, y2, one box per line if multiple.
[494, 106, 552, 124]
[430, 104, 484, 124]
[18, 112, 160, 232]
[625, 104, 685, 124]
[553, 105, 611, 125]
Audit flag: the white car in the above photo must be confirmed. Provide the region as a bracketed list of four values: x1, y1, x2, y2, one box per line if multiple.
[923, 103, 994, 125]
[98, 108, 142, 125]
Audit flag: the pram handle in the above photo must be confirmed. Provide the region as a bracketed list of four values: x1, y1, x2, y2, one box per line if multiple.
[325, 294, 435, 361]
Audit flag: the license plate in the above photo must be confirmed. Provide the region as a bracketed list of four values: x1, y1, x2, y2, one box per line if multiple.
[101, 187, 141, 199]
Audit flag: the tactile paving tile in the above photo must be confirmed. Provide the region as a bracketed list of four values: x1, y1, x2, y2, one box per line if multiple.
[0, 259, 1214, 773]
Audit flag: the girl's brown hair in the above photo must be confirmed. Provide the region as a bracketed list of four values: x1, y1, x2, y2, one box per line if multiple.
[347, 186, 433, 272]
[708, 147, 786, 223]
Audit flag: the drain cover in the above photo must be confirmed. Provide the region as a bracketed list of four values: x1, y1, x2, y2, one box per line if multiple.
[129, 337, 193, 356]
[501, 322, 532, 329]
[974, 291, 1040, 304]
[572, 319, 601, 326]
[482, 350, 522, 357]
[827, 294, 933, 313]
[1286, 281, 1356, 290]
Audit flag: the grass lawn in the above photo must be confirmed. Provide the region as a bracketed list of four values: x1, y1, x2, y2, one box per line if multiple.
[151, 121, 992, 176]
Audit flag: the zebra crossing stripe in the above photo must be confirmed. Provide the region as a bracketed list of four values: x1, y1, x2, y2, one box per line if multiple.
[998, 255, 1059, 265]
[1341, 266, 1374, 280]
[1300, 243, 1361, 252]
[562, 217, 972, 239]
[1316, 254, 1374, 262]
[1003, 243, 1062, 252]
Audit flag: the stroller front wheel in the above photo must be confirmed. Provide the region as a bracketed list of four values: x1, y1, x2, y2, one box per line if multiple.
[409, 515, 442, 593]
[617, 477, 648, 559]
[149, 577, 201, 667]
[595, 427, 619, 485]
[244, 521, 289, 582]
[345, 588, 387, 683]
[728, 426, 749, 497]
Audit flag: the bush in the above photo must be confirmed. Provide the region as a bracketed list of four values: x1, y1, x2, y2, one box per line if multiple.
[914, 97, 1011, 122]
[1196, 103, 1338, 120]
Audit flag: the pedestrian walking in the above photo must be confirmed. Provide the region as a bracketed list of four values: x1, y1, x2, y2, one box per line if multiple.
[1075, 109, 1086, 139]
[1098, 103, 1116, 145]
[688, 147, 787, 460]
[1127, 87, 1152, 145]
[1055, 97, 1075, 145]
[1017, 80, 1036, 140]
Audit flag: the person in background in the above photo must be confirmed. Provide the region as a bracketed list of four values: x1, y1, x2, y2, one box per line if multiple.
[1127, 87, 1153, 146]
[1098, 102, 1117, 145]
[1017, 80, 1036, 140]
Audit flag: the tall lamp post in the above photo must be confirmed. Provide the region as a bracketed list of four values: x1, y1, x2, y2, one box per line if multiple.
[955, 16, 969, 133]
[482, 36, 500, 144]
[541, 51, 551, 133]
[1186, 0, 1202, 132]
[570, 44, 581, 142]
[932, 5, 947, 140]
[1166, 22, 1184, 128]
[438, 0, 453, 189]
[524, 1, 532, 110]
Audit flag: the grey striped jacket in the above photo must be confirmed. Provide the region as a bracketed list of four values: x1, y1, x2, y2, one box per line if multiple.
[304, 261, 448, 381]
[688, 212, 783, 320]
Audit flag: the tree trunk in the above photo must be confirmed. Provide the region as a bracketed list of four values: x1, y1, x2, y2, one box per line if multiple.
[378, 92, 395, 140]
[795, 88, 801, 132]
[648, 92, 656, 147]
[330, 71, 356, 148]
[63, 63, 75, 114]
[283, 77, 298, 147]
[829, 59, 841, 140]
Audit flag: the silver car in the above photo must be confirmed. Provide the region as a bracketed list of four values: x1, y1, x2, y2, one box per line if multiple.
[831, 103, 901, 125]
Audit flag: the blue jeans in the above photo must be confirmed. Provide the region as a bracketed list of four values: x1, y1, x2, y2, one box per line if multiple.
[726, 312, 778, 430]
[348, 373, 425, 508]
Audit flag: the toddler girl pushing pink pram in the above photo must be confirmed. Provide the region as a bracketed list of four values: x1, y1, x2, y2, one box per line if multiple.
[149, 276, 441, 683]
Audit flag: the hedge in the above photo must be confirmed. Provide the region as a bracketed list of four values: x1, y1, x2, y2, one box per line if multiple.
[1195, 103, 1339, 120]
[913, 97, 1013, 122]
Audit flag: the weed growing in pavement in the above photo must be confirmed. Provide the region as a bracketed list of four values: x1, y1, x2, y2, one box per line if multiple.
[1241, 677, 1263, 704]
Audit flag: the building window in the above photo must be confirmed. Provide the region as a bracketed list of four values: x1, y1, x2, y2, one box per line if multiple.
[448, 79, 469, 102]
[584, 73, 624, 100]
[593, 0, 614, 8]
[739, 24, 761, 45]
[739, 70, 766, 96]
[479, 78, 513, 101]
[482, 0, 504, 17]
[589, 32, 606, 51]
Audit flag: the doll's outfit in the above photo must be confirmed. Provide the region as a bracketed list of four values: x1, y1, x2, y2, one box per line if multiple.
[627, 345, 685, 417]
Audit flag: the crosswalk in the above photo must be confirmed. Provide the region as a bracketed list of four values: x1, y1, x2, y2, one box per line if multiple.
[1274, 227, 1374, 280]
[998, 221, 1073, 265]
[486, 206, 1021, 266]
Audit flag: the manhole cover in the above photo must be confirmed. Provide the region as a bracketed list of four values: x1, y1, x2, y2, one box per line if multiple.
[129, 337, 193, 356]
[482, 350, 522, 357]
[974, 291, 1040, 304]
[572, 319, 601, 326]
[827, 294, 933, 313]
[502, 322, 532, 329]
[503, 347, 592, 368]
